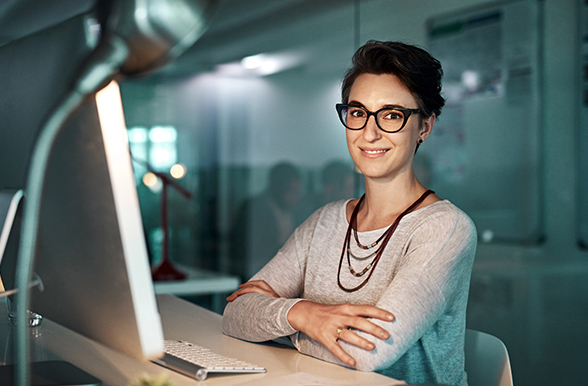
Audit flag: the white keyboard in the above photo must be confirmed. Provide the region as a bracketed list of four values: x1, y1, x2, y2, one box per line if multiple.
[152, 340, 266, 381]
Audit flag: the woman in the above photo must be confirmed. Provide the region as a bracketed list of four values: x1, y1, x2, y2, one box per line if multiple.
[222, 41, 477, 386]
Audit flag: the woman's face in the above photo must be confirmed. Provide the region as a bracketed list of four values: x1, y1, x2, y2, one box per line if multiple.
[345, 73, 434, 183]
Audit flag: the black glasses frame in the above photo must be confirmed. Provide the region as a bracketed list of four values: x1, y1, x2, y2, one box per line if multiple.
[335, 103, 420, 133]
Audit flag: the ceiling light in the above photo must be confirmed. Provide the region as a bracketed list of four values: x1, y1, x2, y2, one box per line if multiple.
[241, 54, 264, 69]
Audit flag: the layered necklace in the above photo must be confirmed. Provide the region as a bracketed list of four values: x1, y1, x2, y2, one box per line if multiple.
[337, 190, 434, 292]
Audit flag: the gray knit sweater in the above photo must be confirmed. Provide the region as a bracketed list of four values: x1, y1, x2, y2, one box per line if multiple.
[223, 199, 477, 386]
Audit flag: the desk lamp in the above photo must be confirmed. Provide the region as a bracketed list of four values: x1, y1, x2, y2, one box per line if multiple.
[14, 0, 216, 385]
[135, 158, 193, 281]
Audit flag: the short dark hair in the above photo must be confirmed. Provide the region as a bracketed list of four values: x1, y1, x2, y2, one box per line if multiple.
[341, 40, 445, 118]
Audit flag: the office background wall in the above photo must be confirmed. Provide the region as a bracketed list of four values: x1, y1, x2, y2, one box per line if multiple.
[1, 0, 581, 385]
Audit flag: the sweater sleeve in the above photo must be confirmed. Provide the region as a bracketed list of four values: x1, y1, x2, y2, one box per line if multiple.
[292, 207, 477, 371]
[222, 208, 321, 341]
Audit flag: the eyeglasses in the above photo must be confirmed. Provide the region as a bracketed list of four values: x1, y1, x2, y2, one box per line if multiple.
[335, 104, 420, 133]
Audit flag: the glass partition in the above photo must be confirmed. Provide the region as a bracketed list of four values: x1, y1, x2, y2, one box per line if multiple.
[425, 0, 543, 244]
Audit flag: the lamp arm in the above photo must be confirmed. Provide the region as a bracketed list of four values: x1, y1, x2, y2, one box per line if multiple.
[152, 171, 193, 200]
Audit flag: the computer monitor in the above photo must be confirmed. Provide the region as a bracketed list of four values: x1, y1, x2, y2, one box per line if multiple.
[0, 11, 164, 363]
[28, 79, 165, 361]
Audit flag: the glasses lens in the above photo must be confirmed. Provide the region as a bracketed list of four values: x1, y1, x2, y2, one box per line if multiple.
[377, 109, 407, 132]
[341, 106, 367, 129]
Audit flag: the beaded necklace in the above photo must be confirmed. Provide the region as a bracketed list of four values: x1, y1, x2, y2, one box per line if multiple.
[337, 190, 434, 292]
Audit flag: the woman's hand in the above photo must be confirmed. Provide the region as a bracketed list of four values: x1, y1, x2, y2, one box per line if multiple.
[287, 301, 394, 367]
[226, 280, 280, 302]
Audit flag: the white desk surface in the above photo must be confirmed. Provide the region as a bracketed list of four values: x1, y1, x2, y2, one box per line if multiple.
[4, 295, 403, 386]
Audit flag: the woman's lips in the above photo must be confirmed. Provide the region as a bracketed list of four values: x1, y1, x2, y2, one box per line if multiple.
[360, 147, 389, 157]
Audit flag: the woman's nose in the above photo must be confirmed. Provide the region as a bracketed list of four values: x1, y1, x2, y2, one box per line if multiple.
[362, 115, 382, 142]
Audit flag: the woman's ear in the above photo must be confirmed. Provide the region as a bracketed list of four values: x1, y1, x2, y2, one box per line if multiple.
[419, 113, 436, 142]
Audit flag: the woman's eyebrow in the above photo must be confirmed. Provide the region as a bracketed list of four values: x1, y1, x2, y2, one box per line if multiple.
[347, 100, 366, 107]
[348, 100, 409, 110]
[381, 104, 407, 109]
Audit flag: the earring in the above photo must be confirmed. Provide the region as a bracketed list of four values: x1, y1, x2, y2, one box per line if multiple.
[418, 139, 423, 144]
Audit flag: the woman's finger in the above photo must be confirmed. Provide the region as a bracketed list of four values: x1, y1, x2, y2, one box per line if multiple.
[326, 335, 356, 367]
[240, 281, 279, 297]
[226, 286, 267, 301]
[226, 281, 279, 301]
[342, 314, 390, 341]
[337, 327, 377, 352]
[240, 280, 273, 291]
[343, 304, 395, 322]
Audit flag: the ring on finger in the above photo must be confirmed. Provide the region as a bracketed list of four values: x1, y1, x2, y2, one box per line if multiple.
[336, 327, 344, 340]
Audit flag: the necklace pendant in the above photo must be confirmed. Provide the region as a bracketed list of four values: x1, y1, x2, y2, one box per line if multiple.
[362, 263, 372, 274]
[348, 262, 373, 277]
[357, 241, 378, 250]
[349, 266, 363, 277]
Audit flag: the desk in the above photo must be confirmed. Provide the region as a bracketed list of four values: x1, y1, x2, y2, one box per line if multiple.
[153, 266, 240, 313]
[1, 295, 402, 386]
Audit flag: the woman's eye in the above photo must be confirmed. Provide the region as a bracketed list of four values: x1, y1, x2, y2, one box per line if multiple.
[383, 110, 403, 120]
[349, 108, 365, 118]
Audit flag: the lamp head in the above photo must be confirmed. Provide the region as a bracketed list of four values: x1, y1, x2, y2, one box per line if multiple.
[103, 0, 216, 76]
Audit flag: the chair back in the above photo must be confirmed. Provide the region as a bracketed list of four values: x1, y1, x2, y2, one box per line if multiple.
[464, 329, 513, 386]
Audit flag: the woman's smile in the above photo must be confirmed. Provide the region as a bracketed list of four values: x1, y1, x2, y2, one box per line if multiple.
[360, 147, 390, 157]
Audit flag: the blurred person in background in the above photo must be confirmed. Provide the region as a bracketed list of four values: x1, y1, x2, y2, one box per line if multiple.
[229, 162, 302, 280]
